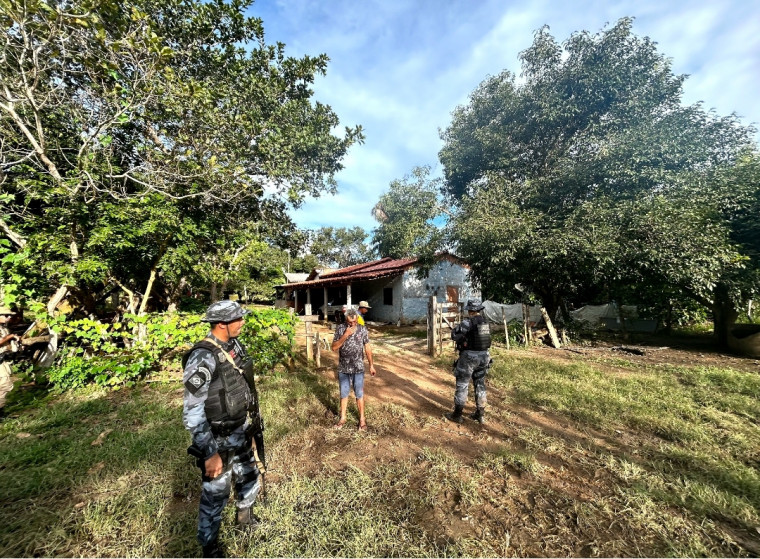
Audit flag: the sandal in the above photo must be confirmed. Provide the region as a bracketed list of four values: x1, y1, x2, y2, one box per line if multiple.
[334, 420, 346, 429]
[358, 422, 367, 431]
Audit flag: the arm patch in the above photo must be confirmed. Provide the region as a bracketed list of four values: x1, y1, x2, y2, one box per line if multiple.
[184, 366, 210, 395]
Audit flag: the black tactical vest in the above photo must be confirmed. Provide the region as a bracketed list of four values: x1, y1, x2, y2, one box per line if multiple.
[467, 315, 492, 351]
[183, 338, 251, 432]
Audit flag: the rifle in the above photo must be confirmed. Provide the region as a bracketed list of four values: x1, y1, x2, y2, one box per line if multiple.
[241, 359, 267, 485]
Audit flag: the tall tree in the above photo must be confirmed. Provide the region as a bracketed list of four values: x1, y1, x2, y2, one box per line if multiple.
[371, 165, 445, 260]
[0, 0, 363, 312]
[440, 18, 756, 341]
[308, 226, 375, 269]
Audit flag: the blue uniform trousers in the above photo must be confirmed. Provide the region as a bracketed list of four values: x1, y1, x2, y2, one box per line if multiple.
[197, 426, 261, 546]
[454, 350, 490, 408]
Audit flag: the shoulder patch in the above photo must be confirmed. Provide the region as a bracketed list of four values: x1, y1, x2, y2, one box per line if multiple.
[185, 370, 208, 395]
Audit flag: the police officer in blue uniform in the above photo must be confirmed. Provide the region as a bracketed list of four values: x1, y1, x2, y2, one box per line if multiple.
[182, 300, 262, 558]
[446, 299, 492, 424]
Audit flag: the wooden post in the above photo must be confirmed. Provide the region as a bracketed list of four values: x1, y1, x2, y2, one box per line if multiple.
[522, 303, 530, 346]
[438, 305, 443, 355]
[305, 321, 313, 360]
[323, 287, 328, 322]
[427, 295, 437, 356]
[502, 307, 510, 350]
[314, 332, 321, 367]
[540, 307, 561, 348]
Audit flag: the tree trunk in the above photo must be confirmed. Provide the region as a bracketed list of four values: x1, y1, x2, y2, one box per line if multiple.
[138, 265, 159, 315]
[166, 277, 187, 313]
[540, 307, 561, 348]
[713, 298, 739, 349]
[211, 282, 219, 302]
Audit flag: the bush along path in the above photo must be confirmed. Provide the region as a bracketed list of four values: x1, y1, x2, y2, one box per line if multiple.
[1, 323, 758, 557]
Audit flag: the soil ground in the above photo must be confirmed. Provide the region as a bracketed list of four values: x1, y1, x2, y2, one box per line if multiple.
[292, 321, 759, 466]
[279, 321, 760, 556]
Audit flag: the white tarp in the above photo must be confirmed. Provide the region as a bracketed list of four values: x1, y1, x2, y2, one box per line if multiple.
[570, 304, 639, 326]
[482, 301, 543, 324]
[481, 301, 650, 330]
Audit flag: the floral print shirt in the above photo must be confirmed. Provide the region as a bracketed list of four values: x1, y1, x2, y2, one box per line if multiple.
[333, 323, 369, 374]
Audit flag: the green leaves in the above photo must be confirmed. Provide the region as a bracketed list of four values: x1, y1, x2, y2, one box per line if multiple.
[1, 0, 361, 314]
[308, 226, 375, 268]
[371, 165, 445, 260]
[439, 18, 758, 328]
[43, 307, 296, 389]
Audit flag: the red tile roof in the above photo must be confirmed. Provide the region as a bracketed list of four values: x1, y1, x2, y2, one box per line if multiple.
[281, 257, 419, 288]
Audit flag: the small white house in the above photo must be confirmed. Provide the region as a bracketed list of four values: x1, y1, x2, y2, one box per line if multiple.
[276, 253, 481, 324]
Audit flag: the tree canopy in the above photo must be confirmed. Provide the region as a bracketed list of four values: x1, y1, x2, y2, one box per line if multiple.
[371, 165, 445, 260]
[307, 226, 375, 269]
[439, 18, 758, 339]
[0, 0, 363, 312]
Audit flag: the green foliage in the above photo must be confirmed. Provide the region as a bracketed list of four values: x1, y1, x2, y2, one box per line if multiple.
[307, 226, 375, 268]
[40, 308, 296, 389]
[371, 165, 445, 259]
[0, 0, 362, 314]
[440, 18, 758, 330]
[238, 308, 297, 375]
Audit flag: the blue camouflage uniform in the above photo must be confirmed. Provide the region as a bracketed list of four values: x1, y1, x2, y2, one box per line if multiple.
[451, 316, 491, 409]
[183, 333, 261, 548]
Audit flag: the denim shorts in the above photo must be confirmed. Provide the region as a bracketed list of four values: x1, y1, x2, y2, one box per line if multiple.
[338, 372, 364, 399]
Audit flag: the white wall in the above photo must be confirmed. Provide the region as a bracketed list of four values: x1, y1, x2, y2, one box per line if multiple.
[399, 260, 480, 324]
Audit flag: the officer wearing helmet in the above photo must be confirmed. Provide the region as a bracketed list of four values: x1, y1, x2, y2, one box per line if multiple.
[182, 300, 262, 558]
[446, 299, 492, 424]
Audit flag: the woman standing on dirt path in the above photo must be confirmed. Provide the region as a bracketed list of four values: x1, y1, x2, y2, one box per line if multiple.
[331, 307, 377, 431]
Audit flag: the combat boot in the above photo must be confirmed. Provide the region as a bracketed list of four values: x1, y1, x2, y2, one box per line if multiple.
[469, 407, 485, 424]
[236, 506, 260, 528]
[202, 539, 225, 558]
[445, 405, 464, 424]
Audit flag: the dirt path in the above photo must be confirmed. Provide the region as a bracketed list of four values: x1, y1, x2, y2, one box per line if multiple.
[276, 321, 760, 556]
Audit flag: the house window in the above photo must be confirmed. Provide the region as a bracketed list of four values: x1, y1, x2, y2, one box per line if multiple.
[383, 288, 393, 305]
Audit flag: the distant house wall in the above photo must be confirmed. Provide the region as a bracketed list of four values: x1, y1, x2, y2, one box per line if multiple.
[399, 259, 480, 324]
[280, 257, 479, 324]
[360, 276, 403, 324]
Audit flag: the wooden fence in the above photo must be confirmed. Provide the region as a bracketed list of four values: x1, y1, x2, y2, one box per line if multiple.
[427, 296, 462, 356]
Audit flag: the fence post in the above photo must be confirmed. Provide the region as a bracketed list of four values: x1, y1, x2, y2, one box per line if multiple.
[438, 305, 443, 355]
[314, 332, 321, 367]
[427, 295, 437, 356]
[502, 307, 510, 350]
[305, 320, 313, 361]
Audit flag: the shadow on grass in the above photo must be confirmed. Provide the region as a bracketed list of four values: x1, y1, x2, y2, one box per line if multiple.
[0, 385, 201, 557]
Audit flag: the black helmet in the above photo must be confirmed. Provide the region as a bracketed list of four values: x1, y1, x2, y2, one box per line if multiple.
[464, 299, 485, 312]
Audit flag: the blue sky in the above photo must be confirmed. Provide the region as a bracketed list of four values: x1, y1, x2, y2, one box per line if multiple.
[249, 0, 760, 235]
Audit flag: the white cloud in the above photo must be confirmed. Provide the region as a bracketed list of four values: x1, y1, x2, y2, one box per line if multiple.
[255, 0, 760, 232]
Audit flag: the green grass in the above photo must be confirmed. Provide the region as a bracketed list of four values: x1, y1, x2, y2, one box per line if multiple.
[1, 347, 759, 557]
[489, 351, 760, 535]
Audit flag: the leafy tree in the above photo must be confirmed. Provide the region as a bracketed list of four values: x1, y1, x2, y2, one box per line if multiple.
[440, 18, 756, 342]
[0, 0, 362, 313]
[371, 165, 446, 260]
[308, 226, 375, 268]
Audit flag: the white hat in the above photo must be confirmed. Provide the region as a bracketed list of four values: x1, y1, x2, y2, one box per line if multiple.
[358, 300, 371, 309]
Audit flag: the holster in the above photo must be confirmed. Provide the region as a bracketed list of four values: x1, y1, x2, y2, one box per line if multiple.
[187, 444, 212, 482]
[187, 444, 233, 482]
